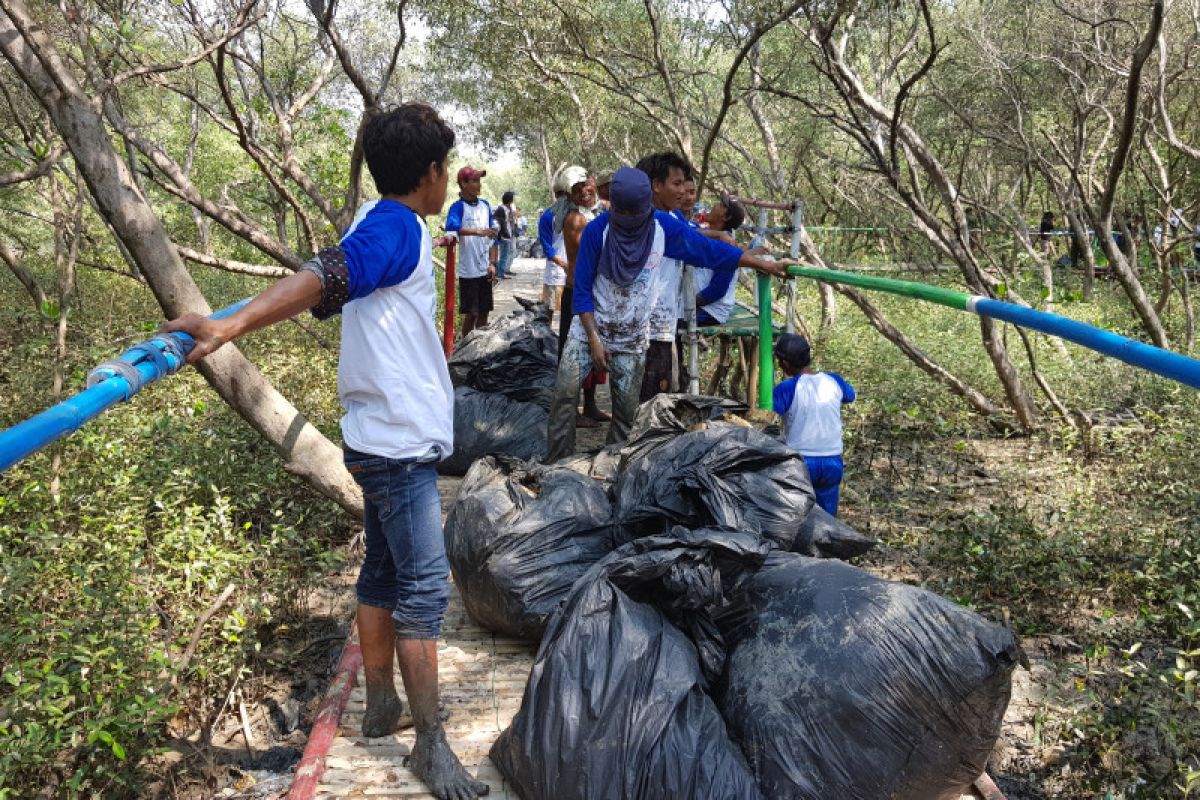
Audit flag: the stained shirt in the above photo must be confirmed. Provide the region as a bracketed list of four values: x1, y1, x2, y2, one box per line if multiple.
[571, 211, 742, 352]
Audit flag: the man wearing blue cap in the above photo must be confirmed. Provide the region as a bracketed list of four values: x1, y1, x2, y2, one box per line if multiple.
[545, 167, 791, 461]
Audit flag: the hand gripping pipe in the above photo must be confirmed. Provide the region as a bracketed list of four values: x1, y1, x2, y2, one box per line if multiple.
[0, 298, 252, 473]
[753, 266, 1200, 407]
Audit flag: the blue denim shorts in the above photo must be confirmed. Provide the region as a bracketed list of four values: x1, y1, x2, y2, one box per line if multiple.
[344, 447, 450, 639]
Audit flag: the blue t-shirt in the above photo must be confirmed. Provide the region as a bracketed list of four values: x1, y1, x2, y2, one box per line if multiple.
[339, 199, 423, 299]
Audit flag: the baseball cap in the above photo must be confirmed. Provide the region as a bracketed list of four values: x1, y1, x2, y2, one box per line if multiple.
[457, 165, 486, 183]
[773, 333, 811, 368]
[720, 193, 746, 231]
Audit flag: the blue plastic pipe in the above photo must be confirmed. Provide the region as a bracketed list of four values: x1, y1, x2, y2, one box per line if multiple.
[0, 299, 251, 473]
[969, 297, 1200, 390]
[785, 265, 1200, 391]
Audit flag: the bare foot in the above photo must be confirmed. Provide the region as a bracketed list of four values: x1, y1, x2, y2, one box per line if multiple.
[362, 689, 404, 738]
[584, 406, 611, 422]
[410, 726, 489, 799]
[576, 412, 600, 428]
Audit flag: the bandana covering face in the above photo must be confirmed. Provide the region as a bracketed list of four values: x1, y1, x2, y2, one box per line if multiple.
[597, 167, 655, 287]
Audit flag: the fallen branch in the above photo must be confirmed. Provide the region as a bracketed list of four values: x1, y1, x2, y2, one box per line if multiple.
[177, 583, 237, 677]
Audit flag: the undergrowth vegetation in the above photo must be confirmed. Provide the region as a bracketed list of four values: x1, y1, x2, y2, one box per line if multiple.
[0, 269, 351, 797]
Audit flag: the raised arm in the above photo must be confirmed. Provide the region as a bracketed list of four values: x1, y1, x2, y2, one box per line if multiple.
[659, 211, 788, 277]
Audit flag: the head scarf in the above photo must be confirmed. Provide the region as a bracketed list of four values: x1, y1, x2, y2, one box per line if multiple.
[596, 167, 655, 287]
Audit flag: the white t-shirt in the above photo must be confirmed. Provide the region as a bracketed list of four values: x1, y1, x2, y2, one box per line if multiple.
[338, 203, 454, 460]
[775, 372, 855, 457]
[446, 197, 495, 279]
[694, 266, 740, 323]
[543, 229, 567, 286]
[648, 256, 681, 341]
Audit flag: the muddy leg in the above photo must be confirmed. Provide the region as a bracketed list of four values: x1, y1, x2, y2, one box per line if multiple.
[398, 639, 488, 799]
[358, 605, 404, 737]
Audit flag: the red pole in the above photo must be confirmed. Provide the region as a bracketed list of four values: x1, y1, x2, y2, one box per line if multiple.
[442, 239, 457, 356]
[286, 622, 362, 800]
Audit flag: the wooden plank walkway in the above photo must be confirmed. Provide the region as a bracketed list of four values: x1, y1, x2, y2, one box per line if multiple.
[310, 584, 535, 799]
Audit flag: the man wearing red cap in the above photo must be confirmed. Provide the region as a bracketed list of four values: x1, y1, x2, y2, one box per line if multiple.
[445, 166, 498, 336]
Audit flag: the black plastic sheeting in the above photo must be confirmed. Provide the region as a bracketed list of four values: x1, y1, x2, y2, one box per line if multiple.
[438, 387, 547, 476]
[614, 425, 815, 550]
[491, 529, 770, 800]
[447, 302, 559, 409]
[792, 504, 878, 559]
[443, 456, 614, 640]
[714, 552, 1023, 800]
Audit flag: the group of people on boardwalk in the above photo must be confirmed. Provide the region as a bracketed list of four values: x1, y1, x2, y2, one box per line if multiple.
[162, 102, 852, 799]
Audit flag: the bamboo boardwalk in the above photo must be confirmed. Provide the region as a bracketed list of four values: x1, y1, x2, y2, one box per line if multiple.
[308, 585, 535, 799]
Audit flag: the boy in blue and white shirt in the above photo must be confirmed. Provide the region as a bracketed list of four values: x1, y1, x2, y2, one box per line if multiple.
[445, 166, 498, 336]
[164, 104, 487, 799]
[773, 333, 856, 517]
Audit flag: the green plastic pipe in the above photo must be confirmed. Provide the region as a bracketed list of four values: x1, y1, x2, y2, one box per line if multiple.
[785, 265, 1200, 390]
[786, 265, 971, 309]
[757, 273, 774, 409]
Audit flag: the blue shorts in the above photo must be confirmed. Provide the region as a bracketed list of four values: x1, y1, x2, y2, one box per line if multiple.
[344, 448, 450, 639]
[803, 454, 845, 517]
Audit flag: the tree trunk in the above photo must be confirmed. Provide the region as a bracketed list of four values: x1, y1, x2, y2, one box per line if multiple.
[0, 0, 363, 517]
[0, 238, 49, 310]
[1066, 210, 1095, 301]
[1094, 229, 1170, 348]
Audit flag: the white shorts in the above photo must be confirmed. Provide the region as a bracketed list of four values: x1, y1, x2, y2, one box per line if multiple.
[543, 260, 566, 286]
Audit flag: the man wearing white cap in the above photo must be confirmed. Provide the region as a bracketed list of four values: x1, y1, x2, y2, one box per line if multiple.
[541, 166, 589, 326]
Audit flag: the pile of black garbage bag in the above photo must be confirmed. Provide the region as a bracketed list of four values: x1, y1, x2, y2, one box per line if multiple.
[439, 301, 558, 475]
[443, 456, 613, 640]
[440, 392, 1021, 799]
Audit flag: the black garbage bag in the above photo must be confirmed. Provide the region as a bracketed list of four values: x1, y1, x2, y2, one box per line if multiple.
[437, 387, 547, 476]
[614, 425, 814, 550]
[447, 304, 558, 408]
[553, 449, 621, 494]
[792, 504, 877, 559]
[617, 394, 748, 468]
[443, 456, 614, 640]
[491, 528, 771, 800]
[714, 552, 1022, 800]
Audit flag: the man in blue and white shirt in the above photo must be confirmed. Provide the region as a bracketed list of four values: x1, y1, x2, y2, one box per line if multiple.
[693, 194, 748, 326]
[546, 167, 790, 461]
[634, 151, 693, 400]
[445, 166, 498, 336]
[165, 104, 488, 800]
